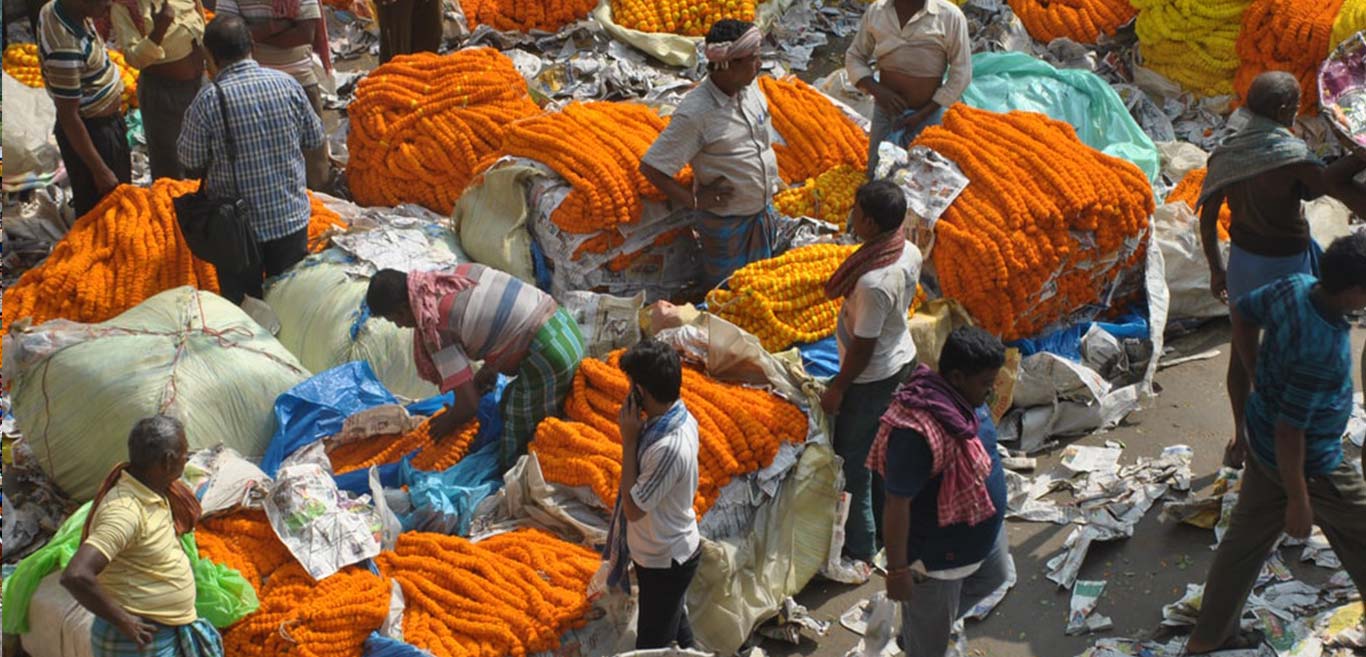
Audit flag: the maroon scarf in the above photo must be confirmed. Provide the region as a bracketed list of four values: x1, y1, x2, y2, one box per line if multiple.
[408, 270, 476, 387]
[824, 230, 905, 299]
[82, 464, 202, 541]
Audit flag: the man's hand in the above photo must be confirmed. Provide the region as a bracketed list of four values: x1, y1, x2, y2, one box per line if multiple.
[886, 568, 914, 602]
[94, 165, 120, 197]
[695, 176, 735, 212]
[1222, 436, 1247, 469]
[117, 612, 157, 648]
[820, 382, 845, 416]
[1284, 496, 1313, 539]
[1210, 269, 1228, 303]
[895, 110, 930, 131]
[152, 1, 175, 36]
[429, 409, 464, 442]
[618, 392, 644, 445]
[473, 366, 497, 394]
[867, 82, 908, 117]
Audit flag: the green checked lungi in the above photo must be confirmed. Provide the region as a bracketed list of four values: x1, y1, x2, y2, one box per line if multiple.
[500, 308, 585, 468]
[91, 617, 223, 657]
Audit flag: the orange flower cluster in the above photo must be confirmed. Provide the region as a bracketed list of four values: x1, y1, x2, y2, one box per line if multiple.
[758, 76, 869, 184]
[1007, 0, 1138, 44]
[913, 106, 1153, 340]
[773, 164, 865, 228]
[1234, 0, 1346, 115]
[462, 0, 597, 32]
[1166, 168, 1231, 241]
[328, 413, 480, 475]
[197, 510, 294, 593]
[374, 529, 599, 657]
[106, 49, 139, 111]
[534, 351, 807, 515]
[347, 49, 540, 214]
[223, 562, 391, 657]
[3, 43, 43, 87]
[610, 0, 757, 36]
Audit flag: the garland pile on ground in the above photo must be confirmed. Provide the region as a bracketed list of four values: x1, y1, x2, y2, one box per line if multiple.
[223, 562, 391, 657]
[912, 106, 1153, 340]
[4, 43, 137, 109]
[327, 414, 479, 474]
[758, 76, 868, 184]
[611, 0, 757, 36]
[1132, 0, 1252, 97]
[1332, 0, 1366, 50]
[1234, 0, 1346, 114]
[347, 48, 540, 214]
[532, 351, 807, 514]
[1007, 0, 1137, 44]
[1165, 167, 1231, 240]
[196, 510, 295, 594]
[462, 0, 598, 32]
[773, 165, 864, 227]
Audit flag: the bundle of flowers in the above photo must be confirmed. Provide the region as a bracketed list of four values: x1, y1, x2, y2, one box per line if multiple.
[758, 76, 869, 184]
[347, 49, 540, 214]
[223, 562, 391, 657]
[1234, 0, 1347, 114]
[772, 164, 865, 228]
[196, 510, 295, 594]
[1166, 167, 1231, 240]
[327, 413, 479, 474]
[1008, 0, 1138, 44]
[4, 43, 138, 109]
[1332, 0, 1366, 52]
[1132, 0, 1252, 97]
[462, 0, 598, 32]
[610, 0, 758, 36]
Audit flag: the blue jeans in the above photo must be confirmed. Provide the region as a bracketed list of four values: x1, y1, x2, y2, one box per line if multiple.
[834, 363, 913, 560]
[868, 105, 949, 177]
[899, 526, 1012, 657]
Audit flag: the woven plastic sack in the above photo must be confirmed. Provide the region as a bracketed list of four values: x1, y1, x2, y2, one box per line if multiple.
[3, 287, 310, 500]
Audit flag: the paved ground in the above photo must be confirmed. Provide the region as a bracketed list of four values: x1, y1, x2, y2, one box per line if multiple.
[761, 321, 1366, 657]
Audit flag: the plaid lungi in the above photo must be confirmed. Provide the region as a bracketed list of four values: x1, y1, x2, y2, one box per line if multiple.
[694, 206, 778, 288]
[500, 308, 585, 468]
[91, 617, 223, 657]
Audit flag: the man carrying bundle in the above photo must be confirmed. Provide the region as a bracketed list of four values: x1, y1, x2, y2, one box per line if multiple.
[62, 416, 223, 657]
[640, 18, 782, 289]
[366, 265, 585, 469]
[1198, 70, 1366, 469]
[819, 180, 923, 564]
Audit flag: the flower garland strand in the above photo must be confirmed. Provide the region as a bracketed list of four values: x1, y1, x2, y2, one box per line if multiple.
[1131, 0, 1252, 97]
[5, 43, 138, 110]
[1234, 0, 1347, 115]
[327, 413, 480, 475]
[461, 0, 598, 32]
[222, 562, 391, 657]
[758, 76, 869, 184]
[611, 0, 757, 36]
[1007, 0, 1138, 45]
[1166, 167, 1231, 240]
[196, 510, 295, 594]
[773, 165, 866, 228]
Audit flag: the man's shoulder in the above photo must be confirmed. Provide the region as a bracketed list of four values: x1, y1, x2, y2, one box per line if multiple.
[932, 0, 969, 20]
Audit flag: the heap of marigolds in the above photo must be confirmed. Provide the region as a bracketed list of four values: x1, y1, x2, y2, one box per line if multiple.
[773, 164, 865, 228]
[532, 351, 807, 515]
[327, 413, 480, 474]
[1234, 0, 1352, 114]
[913, 106, 1153, 340]
[1166, 168, 1232, 241]
[611, 0, 757, 36]
[759, 76, 869, 184]
[3, 43, 138, 110]
[1006, 0, 1138, 44]
[0, 179, 344, 361]
[461, 0, 598, 32]
[347, 48, 540, 214]
[1131, 0, 1251, 97]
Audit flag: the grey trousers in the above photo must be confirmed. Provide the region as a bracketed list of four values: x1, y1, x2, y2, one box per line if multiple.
[899, 526, 1012, 657]
[138, 73, 203, 180]
[302, 84, 332, 191]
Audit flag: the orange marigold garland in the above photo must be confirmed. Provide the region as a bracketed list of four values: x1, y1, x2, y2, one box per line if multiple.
[197, 509, 294, 594]
[222, 562, 391, 657]
[347, 49, 540, 213]
[1233, 0, 1346, 115]
[610, 0, 758, 36]
[1166, 168, 1231, 240]
[3, 43, 43, 87]
[773, 164, 865, 227]
[758, 76, 869, 184]
[462, 0, 598, 32]
[328, 414, 479, 474]
[1007, 0, 1138, 44]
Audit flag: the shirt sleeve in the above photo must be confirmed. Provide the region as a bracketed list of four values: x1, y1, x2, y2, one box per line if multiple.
[641, 110, 704, 178]
[431, 341, 474, 393]
[847, 283, 895, 340]
[884, 427, 934, 499]
[294, 0, 321, 20]
[82, 498, 142, 562]
[630, 441, 685, 513]
[110, 5, 167, 70]
[1276, 362, 1345, 430]
[931, 10, 973, 108]
[844, 11, 877, 85]
[177, 89, 214, 171]
[214, 0, 240, 16]
[39, 30, 88, 100]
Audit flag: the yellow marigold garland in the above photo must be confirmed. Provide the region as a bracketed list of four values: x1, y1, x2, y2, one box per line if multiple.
[758, 76, 869, 184]
[223, 562, 391, 657]
[773, 165, 865, 227]
[1132, 0, 1252, 97]
[1331, 0, 1366, 50]
[4, 43, 137, 109]
[1008, 0, 1138, 44]
[347, 49, 540, 213]
[1234, 0, 1346, 115]
[462, 0, 598, 32]
[1166, 167, 1231, 241]
[610, 0, 757, 36]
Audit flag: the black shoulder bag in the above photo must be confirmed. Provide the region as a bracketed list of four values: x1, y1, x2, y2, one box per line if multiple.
[174, 78, 261, 273]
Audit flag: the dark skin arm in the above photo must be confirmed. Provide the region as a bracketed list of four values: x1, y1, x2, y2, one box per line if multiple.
[618, 393, 646, 522]
[1294, 157, 1366, 217]
[883, 494, 913, 600]
[820, 336, 877, 414]
[639, 162, 734, 213]
[251, 17, 316, 49]
[62, 547, 157, 647]
[54, 99, 120, 196]
[1199, 188, 1227, 302]
[431, 379, 479, 440]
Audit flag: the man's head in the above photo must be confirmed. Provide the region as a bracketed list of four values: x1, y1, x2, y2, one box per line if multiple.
[1246, 71, 1300, 127]
[705, 19, 762, 92]
[851, 180, 907, 240]
[366, 269, 416, 328]
[619, 339, 682, 409]
[127, 415, 189, 491]
[63, 0, 112, 21]
[203, 15, 254, 73]
[938, 326, 1006, 408]
[1319, 232, 1366, 311]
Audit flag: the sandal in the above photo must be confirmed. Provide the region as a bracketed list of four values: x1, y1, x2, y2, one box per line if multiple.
[1183, 628, 1267, 655]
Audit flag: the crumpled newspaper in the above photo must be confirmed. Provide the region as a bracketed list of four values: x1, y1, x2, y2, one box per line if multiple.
[264, 462, 384, 581]
[1067, 580, 1112, 635]
[183, 445, 271, 517]
[874, 142, 971, 233]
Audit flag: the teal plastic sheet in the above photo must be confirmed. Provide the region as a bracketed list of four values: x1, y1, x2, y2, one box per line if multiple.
[962, 52, 1161, 186]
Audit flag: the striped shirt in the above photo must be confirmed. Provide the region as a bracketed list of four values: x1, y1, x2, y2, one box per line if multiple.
[177, 59, 323, 241]
[1238, 273, 1352, 475]
[214, 0, 320, 86]
[627, 402, 701, 569]
[37, 0, 124, 117]
[426, 263, 559, 391]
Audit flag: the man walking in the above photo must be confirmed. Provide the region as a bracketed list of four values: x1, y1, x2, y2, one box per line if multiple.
[1185, 233, 1366, 654]
[178, 15, 323, 305]
[376, 0, 442, 64]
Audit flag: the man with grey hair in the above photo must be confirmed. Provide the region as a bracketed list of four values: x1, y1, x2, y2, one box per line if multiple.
[61, 416, 221, 657]
[1198, 70, 1366, 469]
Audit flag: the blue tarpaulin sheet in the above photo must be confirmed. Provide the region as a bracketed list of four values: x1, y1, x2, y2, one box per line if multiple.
[399, 441, 502, 536]
[1010, 309, 1149, 361]
[796, 336, 840, 378]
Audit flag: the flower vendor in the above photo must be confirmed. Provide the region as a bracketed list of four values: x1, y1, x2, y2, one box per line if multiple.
[365, 266, 586, 469]
[177, 15, 324, 306]
[600, 339, 703, 650]
[61, 416, 225, 657]
[109, 0, 207, 180]
[867, 327, 1011, 657]
[640, 19, 782, 288]
[36, 0, 134, 217]
[1197, 70, 1366, 469]
[845, 0, 971, 174]
[819, 180, 923, 563]
[1186, 233, 1366, 654]
[374, 0, 441, 64]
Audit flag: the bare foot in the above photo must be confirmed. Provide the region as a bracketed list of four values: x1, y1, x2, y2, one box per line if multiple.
[1185, 629, 1265, 655]
[1221, 437, 1246, 469]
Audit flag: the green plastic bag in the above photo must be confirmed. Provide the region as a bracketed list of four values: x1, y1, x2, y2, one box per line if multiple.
[2, 502, 259, 634]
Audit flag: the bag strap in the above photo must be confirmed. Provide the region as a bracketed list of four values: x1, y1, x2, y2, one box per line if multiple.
[210, 78, 242, 198]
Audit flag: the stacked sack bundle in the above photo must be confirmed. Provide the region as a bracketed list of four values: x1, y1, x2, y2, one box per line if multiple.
[1007, 0, 1138, 44]
[4, 43, 138, 110]
[461, 0, 599, 32]
[758, 76, 868, 184]
[912, 106, 1154, 340]
[1234, 0, 1347, 114]
[347, 48, 540, 214]
[1165, 168, 1231, 240]
[531, 350, 808, 515]
[1132, 0, 1252, 97]
[610, 0, 758, 36]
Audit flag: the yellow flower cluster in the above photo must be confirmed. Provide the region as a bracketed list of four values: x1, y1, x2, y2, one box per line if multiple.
[773, 165, 865, 228]
[1332, 0, 1366, 50]
[611, 0, 757, 36]
[106, 49, 139, 111]
[4, 43, 139, 110]
[1132, 0, 1252, 97]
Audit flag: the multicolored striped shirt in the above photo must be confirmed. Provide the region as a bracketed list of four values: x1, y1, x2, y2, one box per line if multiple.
[1238, 273, 1352, 475]
[214, 0, 321, 86]
[425, 264, 559, 392]
[37, 0, 124, 117]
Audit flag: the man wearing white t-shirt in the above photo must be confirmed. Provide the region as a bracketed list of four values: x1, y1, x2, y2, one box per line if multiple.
[820, 180, 923, 563]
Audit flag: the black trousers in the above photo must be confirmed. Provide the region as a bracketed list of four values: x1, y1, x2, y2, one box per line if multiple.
[378, 0, 444, 64]
[53, 114, 133, 218]
[634, 550, 700, 649]
[216, 227, 308, 305]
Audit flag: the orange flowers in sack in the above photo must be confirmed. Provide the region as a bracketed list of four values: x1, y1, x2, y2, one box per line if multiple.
[1007, 0, 1137, 44]
[1166, 168, 1231, 241]
[759, 76, 869, 184]
[913, 106, 1153, 340]
[462, 0, 598, 32]
[347, 49, 540, 214]
[223, 562, 391, 657]
[328, 413, 479, 474]
[610, 0, 758, 36]
[1233, 0, 1346, 115]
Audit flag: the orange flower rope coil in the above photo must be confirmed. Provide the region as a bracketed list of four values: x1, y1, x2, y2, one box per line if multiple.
[1233, 0, 1346, 115]
[1007, 0, 1137, 44]
[328, 413, 480, 474]
[1166, 168, 1231, 241]
[758, 76, 869, 184]
[197, 509, 294, 594]
[461, 0, 598, 32]
[347, 48, 540, 214]
[610, 0, 758, 36]
[222, 562, 390, 657]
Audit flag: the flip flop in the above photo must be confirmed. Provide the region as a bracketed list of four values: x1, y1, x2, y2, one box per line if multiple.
[1182, 628, 1268, 655]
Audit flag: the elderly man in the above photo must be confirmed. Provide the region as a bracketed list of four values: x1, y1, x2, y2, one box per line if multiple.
[178, 15, 324, 305]
[366, 265, 586, 469]
[1198, 71, 1366, 469]
[110, 0, 207, 179]
[640, 19, 782, 289]
[61, 416, 221, 657]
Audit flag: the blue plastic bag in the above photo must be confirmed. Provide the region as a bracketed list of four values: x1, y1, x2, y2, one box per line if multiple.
[260, 361, 399, 477]
[399, 441, 503, 536]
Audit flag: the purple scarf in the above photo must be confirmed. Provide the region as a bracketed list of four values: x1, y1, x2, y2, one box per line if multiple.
[893, 364, 979, 440]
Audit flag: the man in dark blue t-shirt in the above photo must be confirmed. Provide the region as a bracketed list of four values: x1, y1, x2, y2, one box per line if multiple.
[1187, 233, 1366, 654]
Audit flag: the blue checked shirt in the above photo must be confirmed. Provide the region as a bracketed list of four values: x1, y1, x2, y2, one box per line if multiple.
[1238, 273, 1353, 475]
[177, 60, 323, 242]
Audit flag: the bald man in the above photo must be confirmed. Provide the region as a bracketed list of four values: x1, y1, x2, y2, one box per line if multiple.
[1198, 71, 1366, 469]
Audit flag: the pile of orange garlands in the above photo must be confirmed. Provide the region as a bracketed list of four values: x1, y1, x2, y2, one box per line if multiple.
[758, 76, 869, 184]
[328, 413, 480, 474]
[1007, 0, 1138, 44]
[347, 48, 540, 214]
[610, 0, 758, 36]
[913, 106, 1153, 340]
[375, 529, 599, 657]
[532, 351, 807, 515]
[196, 510, 295, 594]
[1166, 168, 1231, 241]
[225, 562, 391, 657]
[0, 180, 344, 361]
[462, 0, 598, 32]
[1234, 0, 1346, 115]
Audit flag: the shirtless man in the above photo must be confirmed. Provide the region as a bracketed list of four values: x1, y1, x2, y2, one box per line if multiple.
[1199, 71, 1366, 468]
[845, 0, 971, 176]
